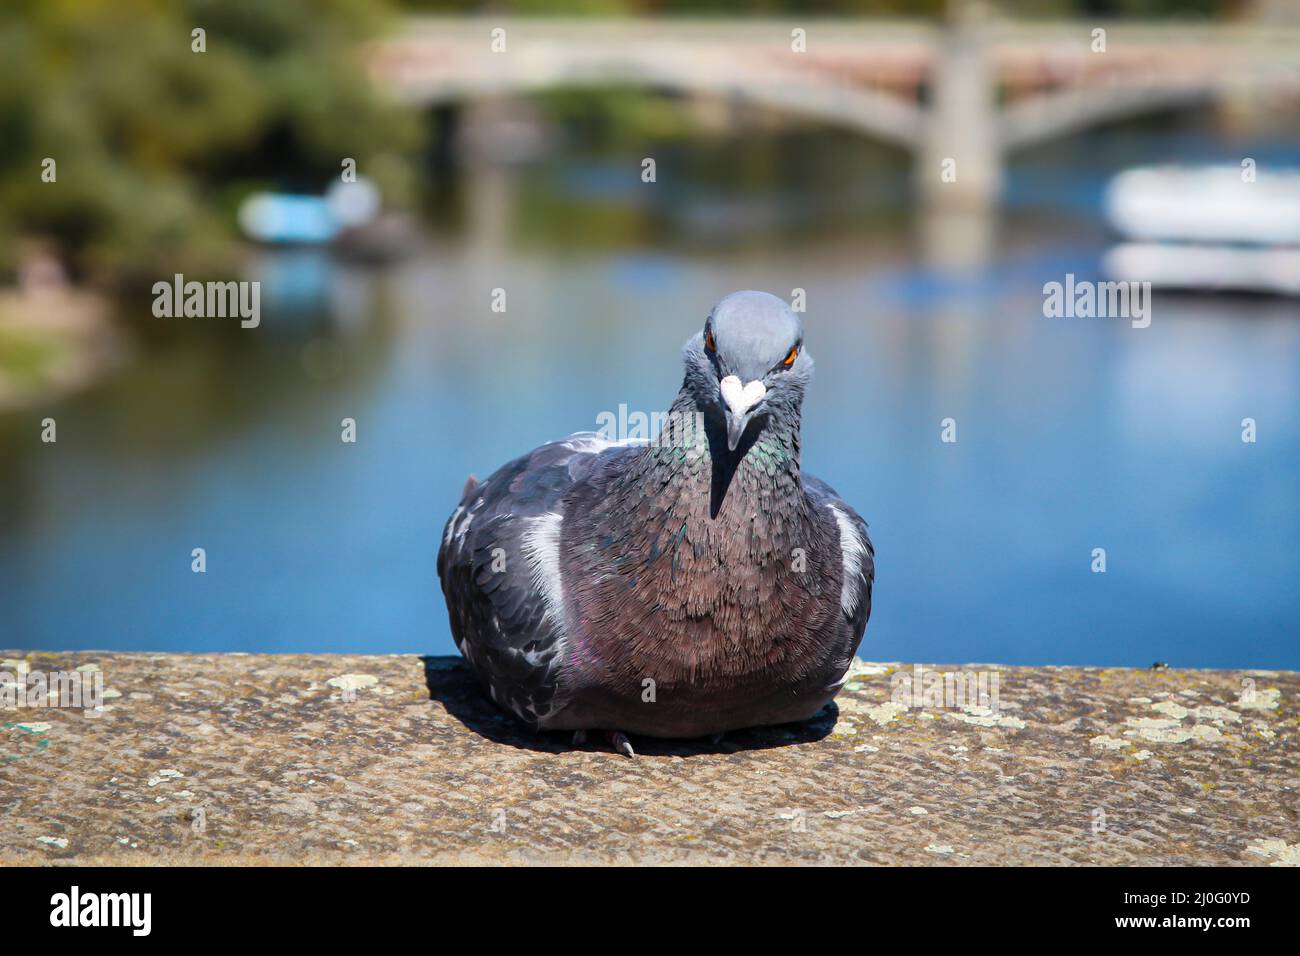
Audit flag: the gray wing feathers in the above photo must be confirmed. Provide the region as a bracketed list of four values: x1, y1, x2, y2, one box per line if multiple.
[804, 474, 875, 686]
[437, 433, 640, 726]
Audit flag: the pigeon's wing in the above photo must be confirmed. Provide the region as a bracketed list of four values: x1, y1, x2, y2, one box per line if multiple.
[437, 433, 644, 727]
[803, 474, 874, 685]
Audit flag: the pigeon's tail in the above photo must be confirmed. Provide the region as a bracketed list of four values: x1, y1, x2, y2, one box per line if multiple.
[461, 474, 479, 500]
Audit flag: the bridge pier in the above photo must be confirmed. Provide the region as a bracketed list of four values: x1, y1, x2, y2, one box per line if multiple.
[917, 15, 1001, 215]
[915, 7, 1001, 270]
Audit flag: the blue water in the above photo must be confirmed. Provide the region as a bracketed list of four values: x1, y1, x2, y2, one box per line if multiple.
[1, 123, 1297, 668]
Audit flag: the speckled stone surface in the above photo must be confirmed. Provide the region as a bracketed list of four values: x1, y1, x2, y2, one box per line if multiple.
[1, 652, 1296, 865]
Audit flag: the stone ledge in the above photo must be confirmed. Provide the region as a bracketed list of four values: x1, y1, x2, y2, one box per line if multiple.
[1, 652, 1296, 865]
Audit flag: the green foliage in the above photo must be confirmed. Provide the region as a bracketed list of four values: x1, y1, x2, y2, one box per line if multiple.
[0, 0, 421, 288]
[0, 325, 64, 383]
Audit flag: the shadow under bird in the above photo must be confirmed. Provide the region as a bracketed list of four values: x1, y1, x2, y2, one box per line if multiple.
[438, 291, 874, 756]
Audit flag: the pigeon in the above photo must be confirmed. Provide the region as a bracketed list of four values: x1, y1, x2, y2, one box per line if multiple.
[438, 291, 874, 756]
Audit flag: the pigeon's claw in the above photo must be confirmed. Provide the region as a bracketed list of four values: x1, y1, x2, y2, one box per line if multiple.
[570, 730, 588, 746]
[605, 730, 636, 759]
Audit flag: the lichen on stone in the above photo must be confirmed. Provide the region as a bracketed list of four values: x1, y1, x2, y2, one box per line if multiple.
[1245, 839, 1300, 867]
[326, 673, 380, 692]
[1123, 717, 1224, 745]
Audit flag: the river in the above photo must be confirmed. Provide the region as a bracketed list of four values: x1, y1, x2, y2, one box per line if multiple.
[1, 114, 1296, 667]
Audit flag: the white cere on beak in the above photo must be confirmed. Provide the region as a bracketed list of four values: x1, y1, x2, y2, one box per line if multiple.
[720, 375, 767, 416]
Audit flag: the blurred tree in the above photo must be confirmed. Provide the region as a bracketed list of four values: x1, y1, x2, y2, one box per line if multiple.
[0, 0, 420, 289]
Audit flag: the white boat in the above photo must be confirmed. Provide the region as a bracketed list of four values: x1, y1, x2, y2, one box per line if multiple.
[1104, 165, 1300, 245]
[1102, 164, 1300, 295]
[237, 178, 382, 246]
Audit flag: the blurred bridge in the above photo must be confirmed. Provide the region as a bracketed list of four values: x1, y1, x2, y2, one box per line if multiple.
[369, 16, 1300, 209]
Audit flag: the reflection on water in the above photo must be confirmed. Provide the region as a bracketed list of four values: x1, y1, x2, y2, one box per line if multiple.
[1, 123, 1297, 668]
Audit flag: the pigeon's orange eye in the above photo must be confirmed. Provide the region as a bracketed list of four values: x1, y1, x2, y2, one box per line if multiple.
[704, 330, 716, 353]
[782, 345, 799, 367]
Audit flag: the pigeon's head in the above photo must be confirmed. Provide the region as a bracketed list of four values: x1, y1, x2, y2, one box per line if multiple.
[683, 291, 813, 453]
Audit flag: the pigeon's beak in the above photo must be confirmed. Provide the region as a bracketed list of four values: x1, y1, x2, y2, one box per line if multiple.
[720, 375, 766, 452]
[725, 411, 749, 452]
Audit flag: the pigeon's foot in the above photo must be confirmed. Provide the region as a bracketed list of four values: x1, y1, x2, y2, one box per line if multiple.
[570, 730, 588, 746]
[604, 730, 636, 759]
[708, 732, 725, 746]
